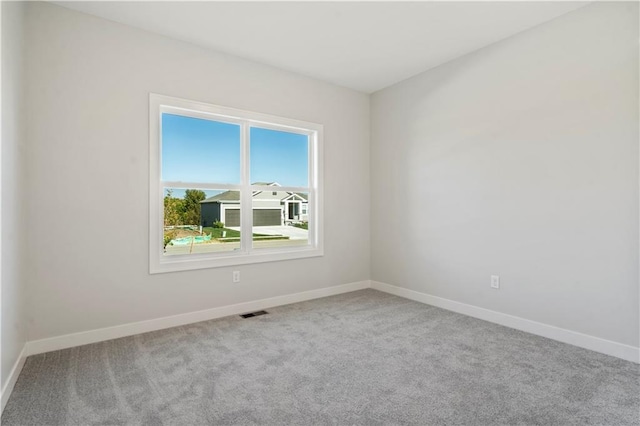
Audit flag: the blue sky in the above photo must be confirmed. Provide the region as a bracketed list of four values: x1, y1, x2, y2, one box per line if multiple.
[162, 113, 308, 198]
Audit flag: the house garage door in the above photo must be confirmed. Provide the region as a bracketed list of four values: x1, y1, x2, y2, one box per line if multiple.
[223, 209, 280, 226]
[253, 209, 281, 226]
[224, 209, 240, 227]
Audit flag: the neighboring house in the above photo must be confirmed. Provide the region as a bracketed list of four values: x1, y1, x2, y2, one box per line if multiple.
[200, 182, 308, 227]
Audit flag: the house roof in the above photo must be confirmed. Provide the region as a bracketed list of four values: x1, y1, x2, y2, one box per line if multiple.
[201, 190, 240, 203]
[282, 193, 308, 202]
[201, 182, 276, 203]
[201, 185, 308, 204]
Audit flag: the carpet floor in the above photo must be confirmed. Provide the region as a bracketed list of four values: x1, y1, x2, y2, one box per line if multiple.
[2, 289, 639, 425]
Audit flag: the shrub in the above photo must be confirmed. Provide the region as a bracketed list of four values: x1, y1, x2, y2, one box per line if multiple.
[163, 230, 177, 249]
[213, 220, 225, 228]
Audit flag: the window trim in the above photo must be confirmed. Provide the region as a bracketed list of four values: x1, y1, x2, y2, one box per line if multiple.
[149, 93, 323, 274]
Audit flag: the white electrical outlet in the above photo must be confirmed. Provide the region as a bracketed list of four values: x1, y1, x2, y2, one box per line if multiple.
[233, 271, 240, 283]
[491, 275, 500, 289]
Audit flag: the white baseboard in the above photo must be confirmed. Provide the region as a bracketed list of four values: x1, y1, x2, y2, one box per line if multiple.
[371, 280, 640, 364]
[1, 344, 27, 413]
[26, 280, 371, 356]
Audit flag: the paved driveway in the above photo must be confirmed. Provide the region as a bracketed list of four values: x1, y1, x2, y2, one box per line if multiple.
[229, 225, 308, 240]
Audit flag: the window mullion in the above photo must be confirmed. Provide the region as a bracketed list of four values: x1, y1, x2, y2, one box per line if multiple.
[240, 122, 252, 253]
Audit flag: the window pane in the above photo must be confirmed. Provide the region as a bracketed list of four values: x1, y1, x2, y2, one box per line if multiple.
[162, 113, 240, 184]
[251, 190, 309, 249]
[163, 187, 241, 255]
[250, 127, 308, 187]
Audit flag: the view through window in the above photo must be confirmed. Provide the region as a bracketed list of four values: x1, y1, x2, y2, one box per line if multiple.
[150, 95, 323, 272]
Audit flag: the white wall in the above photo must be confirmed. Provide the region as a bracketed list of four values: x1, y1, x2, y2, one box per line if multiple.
[371, 2, 639, 348]
[24, 2, 370, 341]
[15, 1, 639, 355]
[1, 1, 27, 390]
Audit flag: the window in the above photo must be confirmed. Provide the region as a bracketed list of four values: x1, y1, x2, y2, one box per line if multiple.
[150, 94, 323, 273]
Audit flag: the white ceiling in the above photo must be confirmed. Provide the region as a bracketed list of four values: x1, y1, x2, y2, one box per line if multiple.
[54, 1, 588, 93]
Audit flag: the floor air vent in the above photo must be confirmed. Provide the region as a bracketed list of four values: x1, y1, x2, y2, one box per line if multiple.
[240, 310, 268, 318]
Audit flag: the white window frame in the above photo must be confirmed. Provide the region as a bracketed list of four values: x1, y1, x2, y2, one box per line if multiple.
[149, 94, 323, 274]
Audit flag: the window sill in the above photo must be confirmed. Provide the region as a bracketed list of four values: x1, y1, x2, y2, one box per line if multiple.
[150, 247, 324, 274]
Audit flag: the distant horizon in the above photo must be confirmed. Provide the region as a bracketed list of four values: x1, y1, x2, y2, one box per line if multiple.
[164, 188, 222, 200]
[165, 184, 309, 201]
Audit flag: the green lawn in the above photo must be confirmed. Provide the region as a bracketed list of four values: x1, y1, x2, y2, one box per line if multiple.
[203, 227, 289, 241]
[203, 227, 241, 238]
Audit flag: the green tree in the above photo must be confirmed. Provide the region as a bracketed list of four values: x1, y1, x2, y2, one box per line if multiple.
[183, 189, 206, 226]
[164, 189, 185, 227]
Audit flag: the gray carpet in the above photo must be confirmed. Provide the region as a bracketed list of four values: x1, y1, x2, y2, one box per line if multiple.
[2, 289, 639, 425]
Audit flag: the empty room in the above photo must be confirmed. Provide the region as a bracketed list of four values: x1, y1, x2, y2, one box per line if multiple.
[1, 1, 639, 424]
